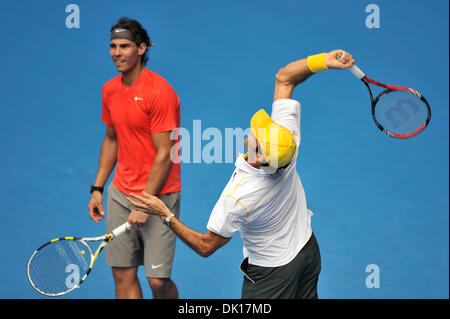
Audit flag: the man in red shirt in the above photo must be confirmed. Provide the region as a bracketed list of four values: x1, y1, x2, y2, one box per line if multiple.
[88, 18, 181, 299]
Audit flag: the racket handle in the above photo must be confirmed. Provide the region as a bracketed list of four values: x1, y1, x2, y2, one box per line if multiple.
[111, 222, 132, 238]
[349, 64, 365, 80]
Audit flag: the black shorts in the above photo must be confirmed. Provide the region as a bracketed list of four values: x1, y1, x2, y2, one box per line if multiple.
[240, 233, 321, 299]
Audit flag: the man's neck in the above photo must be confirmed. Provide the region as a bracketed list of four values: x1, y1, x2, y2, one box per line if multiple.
[122, 64, 145, 88]
[247, 160, 260, 169]
[245, 156, 262, 169]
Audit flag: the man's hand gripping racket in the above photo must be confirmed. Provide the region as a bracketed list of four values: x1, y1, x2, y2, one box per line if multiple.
[27, 222, 131, 297]
[336, 51, 431, 138]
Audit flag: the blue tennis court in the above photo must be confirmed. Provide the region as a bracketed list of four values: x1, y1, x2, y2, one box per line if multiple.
[0, 0, 448, 299]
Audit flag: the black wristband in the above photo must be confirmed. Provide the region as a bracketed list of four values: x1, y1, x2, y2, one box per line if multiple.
[90, 185, 104, 194]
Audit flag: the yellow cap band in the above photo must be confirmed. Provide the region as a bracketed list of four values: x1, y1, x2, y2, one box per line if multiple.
[307, 53, 328, 73]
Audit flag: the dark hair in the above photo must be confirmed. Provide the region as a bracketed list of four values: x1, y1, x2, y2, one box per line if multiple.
[111, 17, 152, 65]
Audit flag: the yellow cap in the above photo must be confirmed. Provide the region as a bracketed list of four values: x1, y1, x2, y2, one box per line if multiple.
[250, 109, 297, 168]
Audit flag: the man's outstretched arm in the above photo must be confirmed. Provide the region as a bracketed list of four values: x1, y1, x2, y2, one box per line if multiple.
[273, 49, 355, 101]
[127, 192, 231, 257]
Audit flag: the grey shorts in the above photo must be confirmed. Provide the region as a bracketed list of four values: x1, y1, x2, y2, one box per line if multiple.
[241, 233, 321, 299]
[105, 183, 181, 278]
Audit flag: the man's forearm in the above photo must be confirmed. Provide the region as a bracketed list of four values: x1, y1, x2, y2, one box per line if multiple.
[273, 58, 314, 101]
[168, 217, 215, 257]
[273, 50, 354, 101]
[276, 58, 313, 86]
[156, 207, 225, 258]
[94, 137, 117, 186]
[143, 153, 172, 195]
[126, 191, 231, 257]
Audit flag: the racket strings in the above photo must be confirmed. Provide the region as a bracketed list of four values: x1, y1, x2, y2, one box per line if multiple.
[28, 240, 91, 295]
[374, 90, 430, 136]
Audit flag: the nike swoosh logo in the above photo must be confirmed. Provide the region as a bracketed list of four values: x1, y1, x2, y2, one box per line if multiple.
[151, 264, 164, 269]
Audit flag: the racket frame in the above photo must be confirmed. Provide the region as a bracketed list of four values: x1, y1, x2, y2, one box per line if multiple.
[349, 65, 431, 138]
[26, 222, 130, 297]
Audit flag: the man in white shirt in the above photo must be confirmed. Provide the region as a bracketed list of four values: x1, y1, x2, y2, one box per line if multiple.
[127, 49, 355, 298]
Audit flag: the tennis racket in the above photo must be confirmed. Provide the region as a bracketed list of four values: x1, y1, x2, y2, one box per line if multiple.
[27, 222, 131, 297]
[337, 52, 431, 138]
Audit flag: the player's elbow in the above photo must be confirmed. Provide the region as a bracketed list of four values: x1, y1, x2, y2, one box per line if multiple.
[197, 241, 216, 258]
[275, 67, 291, 85]
[198, 246, 214, 258]
[198, 249, 213, 258]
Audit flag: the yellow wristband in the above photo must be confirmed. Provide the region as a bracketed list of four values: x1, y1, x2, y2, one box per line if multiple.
[307, 53, 328, 73]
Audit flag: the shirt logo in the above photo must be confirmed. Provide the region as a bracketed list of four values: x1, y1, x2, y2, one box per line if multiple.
[134, 96, 143, 101]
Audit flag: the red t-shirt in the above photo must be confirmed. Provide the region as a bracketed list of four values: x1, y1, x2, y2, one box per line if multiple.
[102, 68, 181, 195]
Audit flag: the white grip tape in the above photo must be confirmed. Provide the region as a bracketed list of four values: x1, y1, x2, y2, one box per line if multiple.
[349, 64, 365, 80]
[111, 222, 131, 238]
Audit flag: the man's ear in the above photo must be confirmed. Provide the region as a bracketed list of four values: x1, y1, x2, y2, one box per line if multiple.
[138, 42, 147, 56]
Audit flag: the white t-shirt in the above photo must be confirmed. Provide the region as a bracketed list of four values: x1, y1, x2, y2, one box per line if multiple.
[207, 99, 313, 267]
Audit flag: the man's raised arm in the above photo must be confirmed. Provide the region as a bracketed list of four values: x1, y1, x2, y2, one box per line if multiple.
[273, 49, 355, 101]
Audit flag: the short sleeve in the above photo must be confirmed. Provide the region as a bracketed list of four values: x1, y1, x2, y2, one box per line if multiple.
[271, 99, 301, 136]
[207, 195, 245, 238]
[148, 86, 180, 134]
[101, 85, 113, 127]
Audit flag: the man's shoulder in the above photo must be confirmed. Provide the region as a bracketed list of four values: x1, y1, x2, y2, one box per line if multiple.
[143, 69, 176, 92]
[222, 171, 280, 211]
[102, 74, 122, 91]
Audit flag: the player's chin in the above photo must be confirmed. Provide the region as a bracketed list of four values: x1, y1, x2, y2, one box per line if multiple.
[114, 64, 128, 72]
[115, 62, 138, 74]
[113, 60, 129, 72]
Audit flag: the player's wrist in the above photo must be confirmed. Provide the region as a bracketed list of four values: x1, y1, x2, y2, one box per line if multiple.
[161, 206, 172, 218]
[90, 185, 104, 194]
[163, 212, 175, 227]
[306, 53, 328, 73]
[158, 205, 171, 219]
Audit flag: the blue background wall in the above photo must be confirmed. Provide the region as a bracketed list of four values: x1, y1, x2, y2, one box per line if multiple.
[0, 0, 448, 299]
